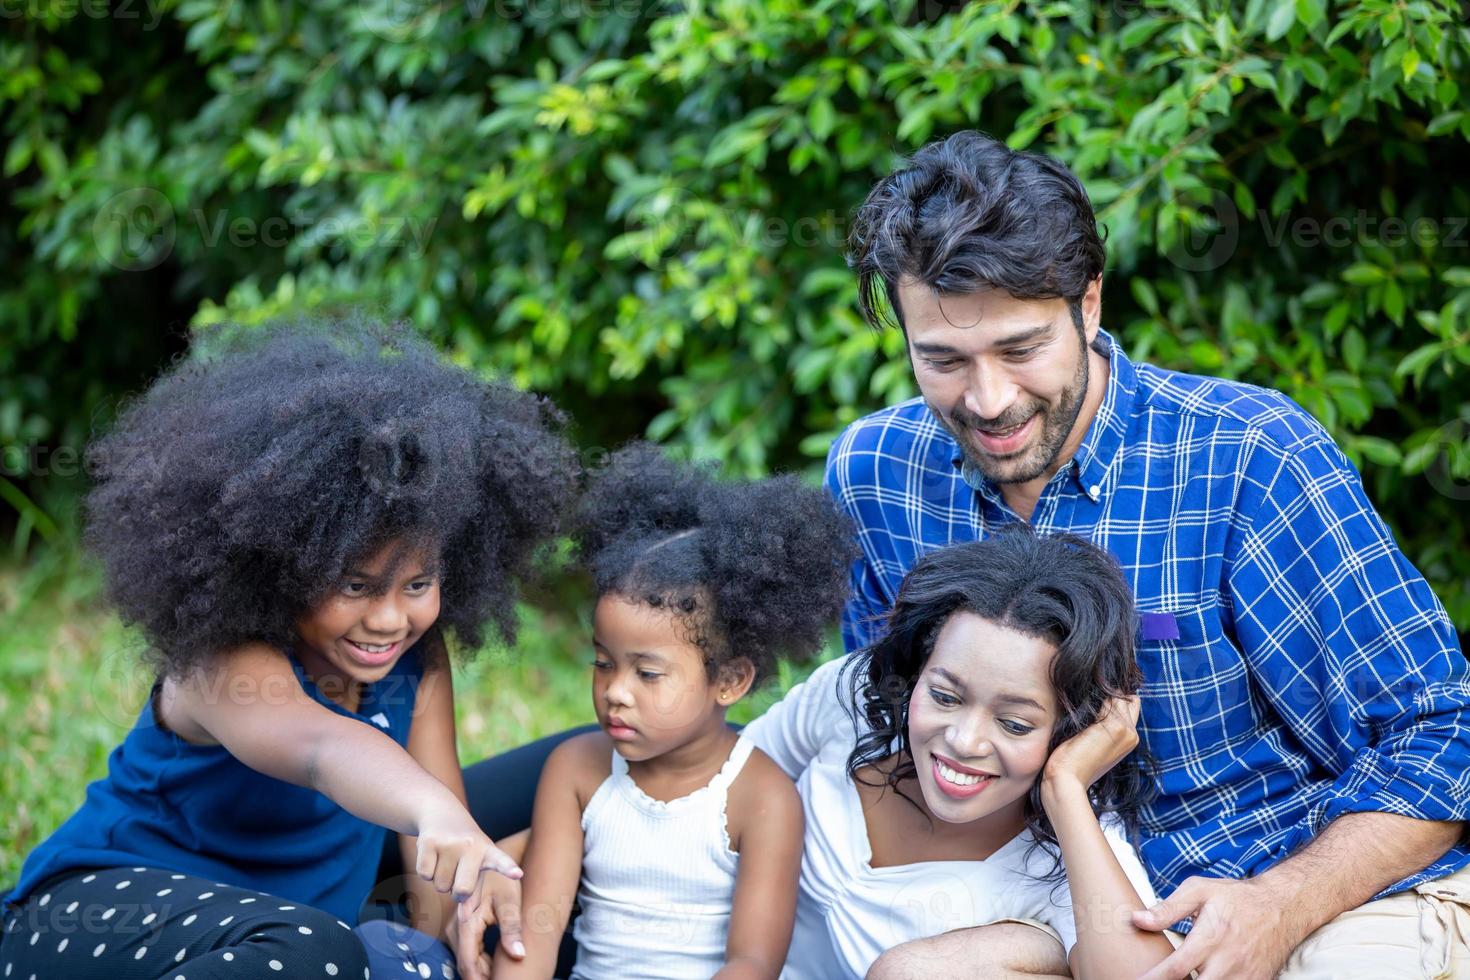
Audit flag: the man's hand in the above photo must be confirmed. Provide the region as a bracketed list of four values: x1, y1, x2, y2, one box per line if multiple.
[1131, 875, 1308, 980]
[445, 874, 526, 980]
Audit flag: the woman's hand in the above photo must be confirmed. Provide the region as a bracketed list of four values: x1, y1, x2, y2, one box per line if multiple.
[445, 874, 526, 980]
[1041, 695, 1141, 801]
[415, 805, 524, 907]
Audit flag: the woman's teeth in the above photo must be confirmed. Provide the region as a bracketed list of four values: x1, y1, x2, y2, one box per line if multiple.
[937, 761, 987, 786]
[351, 640, 393, 652]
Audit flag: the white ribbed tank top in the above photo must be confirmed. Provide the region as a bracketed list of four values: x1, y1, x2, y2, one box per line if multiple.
[569, 734, 755, 979]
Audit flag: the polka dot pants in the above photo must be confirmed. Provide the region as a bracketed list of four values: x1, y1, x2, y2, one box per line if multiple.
[1, 866, 370, 978]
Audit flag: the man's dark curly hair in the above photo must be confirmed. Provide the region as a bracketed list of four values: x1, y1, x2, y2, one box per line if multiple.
[848, 129, 1107, 332]
[575, 443, 857, 688]
[84, 317, 580, 677]
[845, 526, 1153, 877]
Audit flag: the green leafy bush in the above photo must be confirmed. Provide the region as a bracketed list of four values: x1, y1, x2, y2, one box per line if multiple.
[3, 0, 1468, 630]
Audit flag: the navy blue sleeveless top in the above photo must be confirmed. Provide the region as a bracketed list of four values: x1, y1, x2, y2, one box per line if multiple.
[5, 645, 426, 923]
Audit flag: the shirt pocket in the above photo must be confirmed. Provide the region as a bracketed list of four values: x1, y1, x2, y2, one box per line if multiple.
[1133, 604, 1257, 789]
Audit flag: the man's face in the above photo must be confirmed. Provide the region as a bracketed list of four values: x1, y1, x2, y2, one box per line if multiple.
[897, 278, 1100, 485]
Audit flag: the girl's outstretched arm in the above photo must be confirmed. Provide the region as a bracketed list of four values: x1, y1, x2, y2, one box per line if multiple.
[1039, 696, 1173, 980]
[394, 650, 528, 980]
[166, 644, 521, 899]
[717, 749, 804, 980]
[492, 732, 603, 979]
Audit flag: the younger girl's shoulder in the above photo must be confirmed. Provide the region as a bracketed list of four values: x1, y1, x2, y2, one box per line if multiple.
[544, 730, 617, 807]
[725, 746, 802, 849]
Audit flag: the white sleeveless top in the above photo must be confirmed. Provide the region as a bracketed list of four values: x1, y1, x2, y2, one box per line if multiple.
[570, 735, 755, 980]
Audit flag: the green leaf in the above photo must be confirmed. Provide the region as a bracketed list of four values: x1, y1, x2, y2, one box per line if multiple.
[1131, 278, 1160, 317]
[1356, 437, 1403, 467]
[1396, 342, 1444, 381]
[1266, 3, 1296, 41]
[1342, 263, 1388, 286]
[1119, 18, 1167, 50]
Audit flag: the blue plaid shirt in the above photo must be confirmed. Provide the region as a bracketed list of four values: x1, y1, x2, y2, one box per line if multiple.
[824, 330, 1470, 900]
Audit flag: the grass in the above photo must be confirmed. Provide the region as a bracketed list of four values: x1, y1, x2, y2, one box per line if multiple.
[0, 521, 830, 885]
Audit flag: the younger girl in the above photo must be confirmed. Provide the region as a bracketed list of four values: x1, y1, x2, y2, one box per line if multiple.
[1, 320, 577, 980]
[493, 444, 855, 979]
[744, 527, 1172, 978]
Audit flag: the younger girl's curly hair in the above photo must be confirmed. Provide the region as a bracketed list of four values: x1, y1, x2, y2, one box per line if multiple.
[575, 443, 857, 688]
[84, 317, 580, 676]
[845, 526, 1153, 869]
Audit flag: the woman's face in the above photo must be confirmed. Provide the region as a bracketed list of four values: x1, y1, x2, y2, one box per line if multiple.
[907, 611, 1059, 829]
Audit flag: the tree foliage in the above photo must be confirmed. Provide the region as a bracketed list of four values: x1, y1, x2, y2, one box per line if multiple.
[3, 0, 1468, 629]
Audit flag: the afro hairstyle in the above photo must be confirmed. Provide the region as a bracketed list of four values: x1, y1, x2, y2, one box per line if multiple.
[575, 442, 858, 688]
[84, 317, 580, 677]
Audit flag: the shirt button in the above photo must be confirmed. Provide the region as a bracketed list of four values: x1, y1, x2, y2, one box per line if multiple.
[1089, 484, 1101, 498]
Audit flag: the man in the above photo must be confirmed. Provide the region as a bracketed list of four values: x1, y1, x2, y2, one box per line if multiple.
[834, 130, 1470, 979]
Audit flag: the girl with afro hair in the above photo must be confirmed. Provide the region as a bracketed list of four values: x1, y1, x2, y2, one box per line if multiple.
[491, 443, 855, 980]
[1, 319, 578, 980]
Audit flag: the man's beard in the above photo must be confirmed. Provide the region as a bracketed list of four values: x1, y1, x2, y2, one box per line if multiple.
[939, 333, 1091, 486]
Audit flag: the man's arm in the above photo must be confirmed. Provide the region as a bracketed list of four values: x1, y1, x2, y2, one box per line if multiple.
[1134, 434, 1470, 979]
[822, 432, 892, 654]
[1133, 811, 1461, 980]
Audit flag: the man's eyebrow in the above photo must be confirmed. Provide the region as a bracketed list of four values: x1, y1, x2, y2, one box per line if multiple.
[910, 323, 1055, 356]
[992, 323, 1055, 347]
[911, 342, 964, 356]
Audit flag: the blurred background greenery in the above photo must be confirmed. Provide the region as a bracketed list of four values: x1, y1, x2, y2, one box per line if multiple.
[3, 0, 1469, 880]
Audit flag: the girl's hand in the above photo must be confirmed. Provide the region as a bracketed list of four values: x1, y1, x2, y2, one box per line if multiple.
[414, 807, 524, 907]
[1041, 695, 1141, 798]
[446, 874, 525, 980]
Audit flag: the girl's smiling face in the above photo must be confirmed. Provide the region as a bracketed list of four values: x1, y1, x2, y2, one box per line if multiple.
[907, 610, 1059, 830]
[294, 539, 441, 707]
[590, 595, 739, 761]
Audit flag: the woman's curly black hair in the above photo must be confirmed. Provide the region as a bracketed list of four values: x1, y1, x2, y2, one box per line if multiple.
[84, 317, 580, 677]
[575, 442, 857, 688]
[845, 525, 1153, 873]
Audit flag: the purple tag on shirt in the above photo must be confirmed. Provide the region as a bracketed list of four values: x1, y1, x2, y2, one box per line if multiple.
[1140, 612, 1181, 641]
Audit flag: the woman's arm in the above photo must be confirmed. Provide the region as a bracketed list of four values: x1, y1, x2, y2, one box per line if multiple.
[716, 750, 805, 980]
[492, 733, 602, 979]
[741, 656, 852, 781]
[171, 644, 521, 896]
[1039, 697, 1173, 979]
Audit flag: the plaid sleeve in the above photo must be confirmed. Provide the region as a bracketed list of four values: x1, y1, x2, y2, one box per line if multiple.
[1227, 435, 1470, 831]
[823, 426, 893, 654]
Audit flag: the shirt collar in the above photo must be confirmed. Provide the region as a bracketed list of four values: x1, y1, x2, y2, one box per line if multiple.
[950, 329, 1138, 504]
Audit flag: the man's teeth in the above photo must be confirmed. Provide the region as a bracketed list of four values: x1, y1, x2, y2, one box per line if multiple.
[937, 761, 988, 786]
[983, 419, 1027, 437]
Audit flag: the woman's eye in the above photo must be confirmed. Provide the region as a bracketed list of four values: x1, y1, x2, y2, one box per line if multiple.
[406, 579, 433, 594]
[590, 659, 611, 671]
[638, 671, 661, 682]
[341, 582, 367, 596]
[928, 687, 959, 707]
[1000, 719, 1034, 736]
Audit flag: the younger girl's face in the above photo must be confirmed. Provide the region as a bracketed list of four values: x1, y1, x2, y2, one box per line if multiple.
[294, 540, 441, 702]
[590, 595, 731, 762]
[907, 611, 1059, 830]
